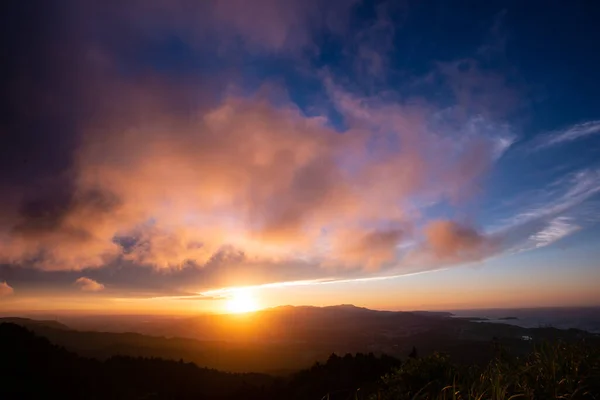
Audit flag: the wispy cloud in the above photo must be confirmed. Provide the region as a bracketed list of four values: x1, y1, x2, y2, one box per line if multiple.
[200, 268, 449, 297]
[534, 120, 600, 150]
[112, 294, 223, 302]
[492, 168, 600, 232]
[525, 216, 580, 250]
[0, 281, 14, 297]
[492, 168, 600, 254]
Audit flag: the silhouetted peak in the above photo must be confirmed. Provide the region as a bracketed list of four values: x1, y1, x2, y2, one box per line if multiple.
[268, 304, 370, 312]
[324, 304, 370, 312]
[0, 317, 70, 330]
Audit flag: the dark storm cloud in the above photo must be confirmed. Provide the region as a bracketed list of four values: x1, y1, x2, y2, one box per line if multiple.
[0, 1, 131, 270]
[0, 0, 227, 270]
[0, 1, 84, 227]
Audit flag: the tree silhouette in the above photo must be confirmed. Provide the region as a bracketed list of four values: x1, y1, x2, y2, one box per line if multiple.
[408, 346, 418, 359]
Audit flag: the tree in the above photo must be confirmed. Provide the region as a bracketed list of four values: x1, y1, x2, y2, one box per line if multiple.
[408, 346, 418, 359]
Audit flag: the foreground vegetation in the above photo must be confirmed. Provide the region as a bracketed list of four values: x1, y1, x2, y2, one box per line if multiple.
[1, 322, 599, 399]
[369, 340, 600, 400]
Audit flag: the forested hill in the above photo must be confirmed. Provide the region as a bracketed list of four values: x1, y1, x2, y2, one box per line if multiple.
[0, 322, 399, 399]
[3, 322, 600, 399]
[0, 323, 277, 399]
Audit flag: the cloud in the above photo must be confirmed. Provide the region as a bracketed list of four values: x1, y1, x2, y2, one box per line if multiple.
[423, 220, 494, 262]
[323, 79, 514, 202]
[211, 0, 359, 52]
[0, 0, 526, 291]
[200, 268, 449, 297]
[74, 277, 105, 292]
[436, 59, 519, 118]
[526, 216, 580, 249]
[329, 228, 405, 270]
[533, 120, 600, 150]
[351, 1, 400, 80]
[0, 282, 14, 297]
[491, 168, 600, 254]
[89, 0, 358, 54]
[495, 168, 600, 232]
[115, 293, 224, 302]
[0, 73, 512, 273]
[2, 0, 599, 308]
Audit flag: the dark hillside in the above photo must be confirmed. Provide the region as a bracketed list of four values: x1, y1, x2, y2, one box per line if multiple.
[0, 323, 274, 399]
[2, 322, 599, 399]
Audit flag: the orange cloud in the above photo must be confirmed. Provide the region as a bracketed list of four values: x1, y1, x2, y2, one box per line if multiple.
[0, 77, 508, 273]
[329, 228, 405, 270]
[75, 277, 105, 292]
[423, 220, 493, 262]
[0, 281, 14, 297]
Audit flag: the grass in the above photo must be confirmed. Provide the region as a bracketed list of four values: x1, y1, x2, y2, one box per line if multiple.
[365, 340, 600, 400]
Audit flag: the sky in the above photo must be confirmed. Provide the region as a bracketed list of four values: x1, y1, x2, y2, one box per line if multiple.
[1, 0, 600, 314]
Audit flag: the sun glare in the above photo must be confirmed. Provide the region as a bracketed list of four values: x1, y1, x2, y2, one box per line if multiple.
[225, 289, 259, 314]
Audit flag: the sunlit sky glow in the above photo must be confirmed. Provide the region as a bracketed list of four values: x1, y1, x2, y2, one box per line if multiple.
[1, 1, 600, 314]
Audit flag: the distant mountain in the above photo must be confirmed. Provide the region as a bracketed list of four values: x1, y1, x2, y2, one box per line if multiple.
[3, 305, 594, 373]
[410, 311, 454, 318]
[158, 304, 455, 344]
[0, 317, 70, 330]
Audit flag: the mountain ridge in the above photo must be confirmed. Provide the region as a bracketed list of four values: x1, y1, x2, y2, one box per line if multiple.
[2, 305, 593, 373]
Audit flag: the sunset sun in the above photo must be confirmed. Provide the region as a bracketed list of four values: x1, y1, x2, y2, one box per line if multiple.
[225, 289, 260, 314]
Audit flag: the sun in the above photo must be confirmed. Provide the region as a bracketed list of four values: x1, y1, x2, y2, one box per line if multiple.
[225, 289, 260, 314]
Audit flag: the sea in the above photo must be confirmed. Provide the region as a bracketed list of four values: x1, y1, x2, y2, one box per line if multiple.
[450, 307, 600, 333]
